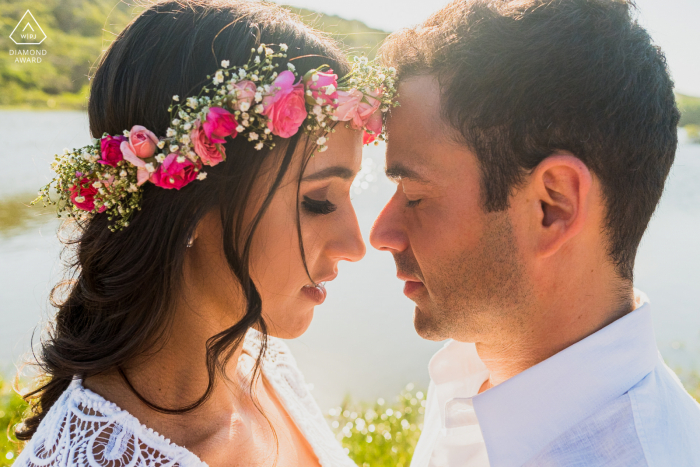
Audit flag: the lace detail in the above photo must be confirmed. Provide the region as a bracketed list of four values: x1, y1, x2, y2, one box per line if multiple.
[14, 330, 356, 467]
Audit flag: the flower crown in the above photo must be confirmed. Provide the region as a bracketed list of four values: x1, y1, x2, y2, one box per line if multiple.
[33, 44, 398, 231]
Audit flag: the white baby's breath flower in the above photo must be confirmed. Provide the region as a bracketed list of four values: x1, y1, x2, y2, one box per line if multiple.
[92, 181, 102, 189]
[166, 128, 176, 137]
[249, 132, 259, 141]
[254, 92, 263, 103]
[316, 136, 327, 145]
[197, 172, 207, 181]
[264, 128, 271, 134]
[257, 45, 264, 54]
[146, 163, 156, 173]
[74, 196, 85, 203]
[306, 90, 313, 96]
[127, 183, 138, 193]
[313, 105, 323, 115]
[221, 60, 230, 68]
[180, 134, 190, 144]
[98, 188, 106, 195]
[157, 141, 166, 149]
[251, 74, 259, 82]
[254, 104, 264, 113]
[280, 43, 288, 52]
[254, 56, 261, 64]
[186, 97, 198, 109]
[172, 119, 181, 126]
[239, 102, 251, 112]
[265, 47, 273, 56]
[236, 125, 245, 133]
[318, 145, 328, 153]
[213, 70, 224, 84]
[120, 170, 127, 177]
[183, 122, 192, 131]
[176, 155, 186, 163]
[325, 84, 336, 95]
[122, 129, 130, 137]
[255, 142, 264, 150]
[169, 145, 179, 153]
[315, 97, 324, 105]
[173, 94, 180, 101]
[238, 69, 247, 79]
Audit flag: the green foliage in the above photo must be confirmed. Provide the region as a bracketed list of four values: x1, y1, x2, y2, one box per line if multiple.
[685, 124, 700, 144]
[0, 379, 27, 466]
[677, 93, 700, 127]
[0, 0, 388, 110]
[327, 384, 425, 467]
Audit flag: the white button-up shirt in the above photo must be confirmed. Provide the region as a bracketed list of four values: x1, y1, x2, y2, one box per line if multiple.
[411, 291, 700, 467]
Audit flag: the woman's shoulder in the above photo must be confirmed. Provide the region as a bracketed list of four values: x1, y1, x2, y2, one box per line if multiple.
[13, 379, 208, 467]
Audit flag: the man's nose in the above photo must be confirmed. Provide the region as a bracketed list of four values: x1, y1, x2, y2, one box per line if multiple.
[370, 192, 409, 253]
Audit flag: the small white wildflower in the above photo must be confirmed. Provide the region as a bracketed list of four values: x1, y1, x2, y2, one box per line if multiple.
[170, 145, 179, 153]
[316, 136, 327, 145]
[280, 43, 288, 52]
[238, 69, 247, 79]
[157, 141, 166, 149]
[236, 125, 245, 132]
[239, 102, 251, 112]
[254, 92, 263, 103]
[183, 122, 192, 131]
[122, 129, 130, 137]
[74, 196, 85, 203]
[306, 90, 313, 96]
[315, 97, 324, 105]
[98, 188, 106, 195]
[255, 142, 264, 150]
[177, 155, 186, 163]
[265, 47, 273, 56]
[313, 105, 323, 115]
[155, 154, 165, 163]
[197, 171, 207, 181]
[389, 66, 397, 75]
[146, 163, 156, 173]
[264, 128, 271, 134]
[254, 104, 264, 113]
[241, 112, 249, 120]
[180, 134, 190, 144]
[127, 183, 138, 193]
[120, 170, 127, 177]
[331, 115, 339, 121]
[92, 181, 103, 189]
[213, 70, 224, 84]
[221, 60, 230, 68]
[254, 56, 261, 64]
[249, 132, 259, 141]
[318, 145, 328, 153]
[242, 120, 250, 127]
[166, 128, 176, 137]
[172, 118, 181, 126]
[257, 45, 264, 54]
[173, 94, 180, 101]
[320, 121, 327, 127]
[312, 73, 319, 82]
[325, 84, 336, 95]
[251, 74, 259, 82]
[187, 97, 199, 109]
[264, 84, 271, 92]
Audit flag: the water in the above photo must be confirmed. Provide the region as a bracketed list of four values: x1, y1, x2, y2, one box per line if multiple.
[0, 110, 698, 409]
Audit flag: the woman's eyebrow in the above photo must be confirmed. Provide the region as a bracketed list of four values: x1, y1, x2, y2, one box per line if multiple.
[302, 166, 357, 182]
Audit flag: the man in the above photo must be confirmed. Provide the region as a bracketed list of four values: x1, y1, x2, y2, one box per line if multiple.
[370, 0, 700, 466]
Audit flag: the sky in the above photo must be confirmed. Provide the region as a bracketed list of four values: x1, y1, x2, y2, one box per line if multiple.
[284, 0, 700, 97]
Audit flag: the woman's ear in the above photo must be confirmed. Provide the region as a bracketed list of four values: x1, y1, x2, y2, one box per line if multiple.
[529, 153, 592, 258]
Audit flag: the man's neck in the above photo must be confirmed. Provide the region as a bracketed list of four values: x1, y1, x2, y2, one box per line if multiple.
[475, 281, 634, 389]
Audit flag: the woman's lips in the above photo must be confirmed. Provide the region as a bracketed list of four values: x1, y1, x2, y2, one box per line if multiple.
[403, 280, 425, 298]
[301, 282, 327, 304]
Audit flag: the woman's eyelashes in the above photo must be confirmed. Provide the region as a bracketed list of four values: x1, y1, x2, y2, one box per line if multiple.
[406, 198, 422, 208]
[302, 195, 337, 215]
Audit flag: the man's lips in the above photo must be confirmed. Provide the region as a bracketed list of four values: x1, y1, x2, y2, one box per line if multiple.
[397, 272, 425, 298]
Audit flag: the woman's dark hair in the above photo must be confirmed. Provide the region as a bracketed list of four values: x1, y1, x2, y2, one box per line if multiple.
[17, 0, 349, 440]
[380, 0, 680, 281]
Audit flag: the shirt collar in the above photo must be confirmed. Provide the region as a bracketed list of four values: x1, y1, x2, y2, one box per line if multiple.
[471, 290, 659, 467]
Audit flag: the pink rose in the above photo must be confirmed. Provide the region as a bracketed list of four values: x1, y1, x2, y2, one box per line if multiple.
[99, 135, 126, 167]
[69, 177, 106, 212]
[262, 71, 307, 138]
[150, 153, 199, 190]
[333, 89, 363, 122]
[120, 125, 158, 161]
[202, 107, 238, 144]
[353, 90, 382, 130]
[191, 121, 225, 166]
[230, 80, 257, 111]
[362, 111, 383, 145]
[303, 69, 339, 107]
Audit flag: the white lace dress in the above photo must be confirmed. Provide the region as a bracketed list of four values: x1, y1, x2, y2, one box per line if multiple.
[14, 330, 356, 467]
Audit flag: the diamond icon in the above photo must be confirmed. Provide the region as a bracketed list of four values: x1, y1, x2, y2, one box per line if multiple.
[9, 10, 46, 45]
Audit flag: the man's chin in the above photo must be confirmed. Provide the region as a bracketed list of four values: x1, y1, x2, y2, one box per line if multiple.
[413, 306, 447, 341]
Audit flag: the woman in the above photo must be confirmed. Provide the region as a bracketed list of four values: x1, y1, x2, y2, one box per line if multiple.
[14, 1, 395, 466]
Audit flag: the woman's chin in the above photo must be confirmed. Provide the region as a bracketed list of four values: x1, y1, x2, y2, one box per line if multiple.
[264, 305, 315, 339]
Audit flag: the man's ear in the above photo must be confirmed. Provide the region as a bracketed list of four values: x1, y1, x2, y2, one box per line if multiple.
[529, 153, 592, 258]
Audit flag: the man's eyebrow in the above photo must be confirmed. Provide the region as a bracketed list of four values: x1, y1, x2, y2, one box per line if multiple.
[385, 163, 429, 183]
[302, 166, 357, 182]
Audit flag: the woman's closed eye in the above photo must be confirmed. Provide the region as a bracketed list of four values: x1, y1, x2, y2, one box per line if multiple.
[302, 195, 337, 215]
[406, 199, 422, 208]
